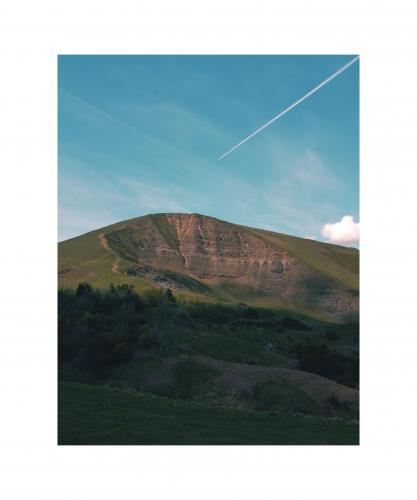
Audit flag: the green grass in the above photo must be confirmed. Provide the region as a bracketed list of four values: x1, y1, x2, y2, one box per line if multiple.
[249, 226, 359, 291]
[106, 229, 138, 262]
[154, 358, 220, 400]
[252, 380, 321, 414]
[58, 226, 157, 292]
[149, 214, 180, 251]
[186, 331, 280, 366]
[58, 382, 359, 445]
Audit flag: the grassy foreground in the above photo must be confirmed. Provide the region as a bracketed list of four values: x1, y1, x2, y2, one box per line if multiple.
[58, 382, 359, 445]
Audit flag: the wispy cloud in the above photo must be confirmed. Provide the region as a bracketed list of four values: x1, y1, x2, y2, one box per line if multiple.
[59, 88, 143, 135]
[291, 148, 339, 189]
[123, 99, 227, 150]
[58, 58, 356, 243]
[59, 206, 119, 241]
[59, 161, 194, 240]
[120, 178, 187, 212]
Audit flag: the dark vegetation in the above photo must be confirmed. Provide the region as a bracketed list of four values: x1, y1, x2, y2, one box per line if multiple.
[58, 283, 359, 444]
[251, 380, 318, 414]
[166, 359, 219, 400]
[294, 341, 359, 388]
[59, 382, 359, 445]
[59, 283, 147, 378]
[59, 282, 359, 387]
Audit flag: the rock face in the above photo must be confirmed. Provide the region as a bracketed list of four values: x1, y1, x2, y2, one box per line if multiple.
[102, 213, 359, 320]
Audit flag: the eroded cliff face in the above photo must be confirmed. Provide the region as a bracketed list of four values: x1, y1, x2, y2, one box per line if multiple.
[104, 213, 358, 320]
[115, 213, 295, 283]
[168, 214, 296, 281]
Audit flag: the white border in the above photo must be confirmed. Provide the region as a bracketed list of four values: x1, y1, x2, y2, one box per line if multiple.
[1, 1, 417, 499]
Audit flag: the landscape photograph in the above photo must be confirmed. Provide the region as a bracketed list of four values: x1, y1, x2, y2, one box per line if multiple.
[58, 55, 359, 445]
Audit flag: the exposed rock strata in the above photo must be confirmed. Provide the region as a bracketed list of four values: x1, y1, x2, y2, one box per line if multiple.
[103, 213, 358, 320]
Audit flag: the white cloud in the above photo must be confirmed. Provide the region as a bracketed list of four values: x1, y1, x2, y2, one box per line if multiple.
[304, 235, 316, 240]
[321, 215, 360, 245]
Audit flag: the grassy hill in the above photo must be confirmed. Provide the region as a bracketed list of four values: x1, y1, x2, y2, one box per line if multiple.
[58, 283, 359, 445]
[58, 214, 359, 444]
[59, 213, 359, 321]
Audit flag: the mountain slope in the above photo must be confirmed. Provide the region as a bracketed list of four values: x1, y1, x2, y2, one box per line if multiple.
[58, 213, 359, 321]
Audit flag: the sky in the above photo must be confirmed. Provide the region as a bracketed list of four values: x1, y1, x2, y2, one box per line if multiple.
[58, 55, 359, 245]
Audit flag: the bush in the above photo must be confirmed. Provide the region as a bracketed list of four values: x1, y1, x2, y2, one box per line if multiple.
[58, 283, 145, 378]
[325, 329, 340, 341]
[279, 317, 311, 332]
[295, 341, 359, 388]
[172, 358, 218, 400]
[138, 328, 160, 350]
[165, 288, 176, 303]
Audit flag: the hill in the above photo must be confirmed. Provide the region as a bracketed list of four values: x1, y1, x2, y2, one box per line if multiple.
[59, 213, 359, 321]
[58, 281, 359, 444]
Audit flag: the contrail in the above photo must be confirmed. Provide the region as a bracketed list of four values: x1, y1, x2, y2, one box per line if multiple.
[218, 56, 359, 160]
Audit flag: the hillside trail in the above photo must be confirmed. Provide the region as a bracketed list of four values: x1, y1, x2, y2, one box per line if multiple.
[98, 233, 120, 274]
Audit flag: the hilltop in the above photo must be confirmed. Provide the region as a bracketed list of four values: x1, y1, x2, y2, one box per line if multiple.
[59, 213, 359, 321]
[58, 213, 359, 320]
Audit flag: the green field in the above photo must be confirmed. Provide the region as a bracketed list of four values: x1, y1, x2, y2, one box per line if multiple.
[59, 382, 359, 445]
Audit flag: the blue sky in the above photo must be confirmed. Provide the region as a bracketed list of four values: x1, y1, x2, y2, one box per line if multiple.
[58, 55, 359, 244]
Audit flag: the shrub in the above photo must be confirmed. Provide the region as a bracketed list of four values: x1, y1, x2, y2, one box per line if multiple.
[295, 341, 359, 388]
[76, 282, 93, 296]
[279, 316, 311, 332]
[58, 283, 146, 378]
[142, 288, 175, 306]
[165, 288, 176, 303]
[325, 329, 340, 341]
[138, 329, 160, 350]
[172, 358, 218, 400]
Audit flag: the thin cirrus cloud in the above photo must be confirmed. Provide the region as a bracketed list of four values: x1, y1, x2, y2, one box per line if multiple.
[291, 149, 339, 190]
[58, 164, 191, 241]
[59, 56, 358, 242]
[321, 215, 360, 245]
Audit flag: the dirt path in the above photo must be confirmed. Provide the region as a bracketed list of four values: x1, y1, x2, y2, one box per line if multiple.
[98, 233, 120, 273]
